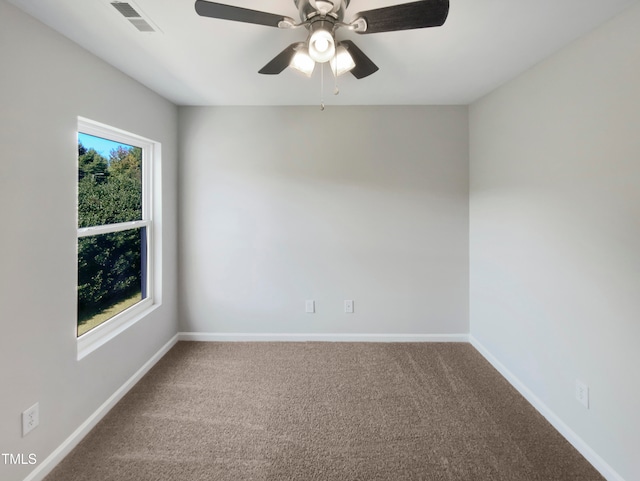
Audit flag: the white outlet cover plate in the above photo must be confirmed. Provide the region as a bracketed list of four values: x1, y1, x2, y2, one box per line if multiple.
[22, 402, 39, 436]
[575, 380, 589, 409]
[345, 300, 354, 313]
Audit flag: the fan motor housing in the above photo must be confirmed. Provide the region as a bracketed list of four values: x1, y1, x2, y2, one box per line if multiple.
[295, 0, 349, 23]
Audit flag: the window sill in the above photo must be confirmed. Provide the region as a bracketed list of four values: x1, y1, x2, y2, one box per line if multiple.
[77, 300, 159, 360]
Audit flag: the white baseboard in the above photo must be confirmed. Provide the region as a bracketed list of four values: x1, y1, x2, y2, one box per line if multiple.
[24, 334, 179, 481]
[177, 332, 469, 343]
[469, 335, 625, 481]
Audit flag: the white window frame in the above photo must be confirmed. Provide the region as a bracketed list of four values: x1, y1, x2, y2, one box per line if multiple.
[77, 117, 161, 359]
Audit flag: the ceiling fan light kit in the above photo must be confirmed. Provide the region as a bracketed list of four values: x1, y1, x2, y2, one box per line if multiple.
[195, 0, 449, 97]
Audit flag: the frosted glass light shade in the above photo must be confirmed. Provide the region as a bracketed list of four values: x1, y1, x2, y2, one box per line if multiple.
[308, 28, 335, 63]
[330, 45, 355, 76]
[290, 49, 315, 77]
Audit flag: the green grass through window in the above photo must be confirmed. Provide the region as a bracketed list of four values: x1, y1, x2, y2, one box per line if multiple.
[77, 291, 142, 336]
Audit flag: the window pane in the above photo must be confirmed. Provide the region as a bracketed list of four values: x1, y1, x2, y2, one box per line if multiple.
[78, 133, 143, 228]
[77, 227, 147, 336]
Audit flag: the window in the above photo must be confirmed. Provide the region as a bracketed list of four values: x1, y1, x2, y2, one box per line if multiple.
[77, 118, 159, 357]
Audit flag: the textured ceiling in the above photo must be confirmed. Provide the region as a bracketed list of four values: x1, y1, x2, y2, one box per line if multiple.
[7, 0, 639, 106]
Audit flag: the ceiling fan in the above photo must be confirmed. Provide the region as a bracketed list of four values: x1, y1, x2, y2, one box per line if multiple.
[194, 0, 450, 79]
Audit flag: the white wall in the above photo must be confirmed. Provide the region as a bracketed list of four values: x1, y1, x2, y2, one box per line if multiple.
[0, 2, 178, 481]
[179, 106, 468, 336]
[469, 4, 640, 481]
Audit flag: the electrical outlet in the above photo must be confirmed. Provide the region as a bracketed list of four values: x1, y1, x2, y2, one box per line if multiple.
[22, 402, 39, 436]
[575, 380, 589, 409]
[344, 300, 354, 313]
[305, 300, 315, 313]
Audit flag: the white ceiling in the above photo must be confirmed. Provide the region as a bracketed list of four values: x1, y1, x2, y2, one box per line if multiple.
[7, 0, 639, 106]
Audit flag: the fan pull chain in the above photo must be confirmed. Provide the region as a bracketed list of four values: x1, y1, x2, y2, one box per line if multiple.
[319, 56, 341, 110]
[333, 55, 340, 96]
[320, 63, 325, 111]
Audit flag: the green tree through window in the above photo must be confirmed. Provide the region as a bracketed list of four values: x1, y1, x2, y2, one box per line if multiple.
[77, 135, 146, 336]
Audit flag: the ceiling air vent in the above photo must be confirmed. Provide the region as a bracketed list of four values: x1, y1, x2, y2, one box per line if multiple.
[110, 1, 159, 33]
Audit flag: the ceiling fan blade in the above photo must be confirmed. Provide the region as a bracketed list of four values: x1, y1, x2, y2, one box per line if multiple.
[353, 0, 449, 34]
[259, 43, 302, 75]
[195, 0, 289, 28]
[341, 40, 379, 79]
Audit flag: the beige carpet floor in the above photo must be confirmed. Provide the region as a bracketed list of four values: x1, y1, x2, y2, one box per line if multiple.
[45, 342, 605, 481]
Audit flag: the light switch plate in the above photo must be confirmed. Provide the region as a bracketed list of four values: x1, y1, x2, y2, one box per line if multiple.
[305, 300, 315, 313]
